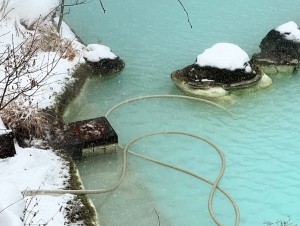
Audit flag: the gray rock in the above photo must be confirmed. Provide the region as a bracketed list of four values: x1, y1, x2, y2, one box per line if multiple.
[252, 28, 300, 75]
[83, 57, 125, 76]
[171, 63, 262, 91]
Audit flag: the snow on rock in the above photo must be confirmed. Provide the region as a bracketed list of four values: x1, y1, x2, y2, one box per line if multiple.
[83, 44, 117, 62]
[196, 43, 251, 71]
[275, 21, 300, 43]
[8, 0, 59, 26]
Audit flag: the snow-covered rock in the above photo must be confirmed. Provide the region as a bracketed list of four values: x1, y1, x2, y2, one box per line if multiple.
[196, 43, 251, 72]
[171, 43, 269, 99]
[78, 44, 125, 76]
[83, 44, 117, 61]
[275, 21, 300, 43]
[252, 21, 300, 75]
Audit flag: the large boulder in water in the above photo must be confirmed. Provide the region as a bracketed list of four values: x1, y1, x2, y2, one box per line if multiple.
[76, 44, 125, 76]
[252, 21, 300, 75]
[171, 43, 271, 99]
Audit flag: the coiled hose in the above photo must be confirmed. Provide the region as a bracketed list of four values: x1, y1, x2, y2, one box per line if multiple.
[23, 95, 239, 226]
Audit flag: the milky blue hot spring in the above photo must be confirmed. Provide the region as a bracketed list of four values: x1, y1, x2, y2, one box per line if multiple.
[63, 0, 300, 225]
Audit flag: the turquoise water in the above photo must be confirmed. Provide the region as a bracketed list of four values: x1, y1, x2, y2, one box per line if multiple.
[64, 0, 300, 225]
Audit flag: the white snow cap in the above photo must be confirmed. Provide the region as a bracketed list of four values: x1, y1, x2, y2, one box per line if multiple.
[8, 0, 59, 25]
[275, 21, 300, 42]
[83, 44, 117, 62]
[196, 43, 251, 71]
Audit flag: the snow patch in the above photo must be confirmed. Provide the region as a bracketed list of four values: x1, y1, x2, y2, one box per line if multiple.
[0, 182, 25, 226]
[196, 43, 251, 71]
[24, 194, 75, 226]
[0, 144, 69, 191]
[8, 0, 59, 26]
[0, 145, 71, 225]
[275, 21, 300, 43]
[0, 118, 8, 135]
[83, 44, 117, 62]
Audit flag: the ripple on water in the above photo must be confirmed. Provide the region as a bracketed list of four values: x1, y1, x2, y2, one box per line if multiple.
[65, 1, 300, 225]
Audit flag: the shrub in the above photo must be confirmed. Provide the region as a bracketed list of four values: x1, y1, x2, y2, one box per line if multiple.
[0, 99, 48, 145]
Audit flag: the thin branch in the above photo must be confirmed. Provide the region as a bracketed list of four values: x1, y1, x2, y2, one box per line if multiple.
[0, 4, 12, 22]
[0, 197, 25, 214]
[177, 0, 192, 28]
[98, 0, 106, 13]
[154, 209, 161, 226]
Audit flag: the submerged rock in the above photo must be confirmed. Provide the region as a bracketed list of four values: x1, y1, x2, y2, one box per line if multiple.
[171, 43, 271, 99]
[252, 21, 300, 75]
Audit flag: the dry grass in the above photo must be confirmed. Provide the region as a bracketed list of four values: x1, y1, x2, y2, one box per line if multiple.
[0, 99, 48, 142]
[23, 24, 79, 62]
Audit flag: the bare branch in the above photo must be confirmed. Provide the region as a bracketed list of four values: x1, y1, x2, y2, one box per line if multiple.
[0, 19, 72, 111]
[177, 0, 192, 28]
[57, 0, 91, 33]
[98, 0, 106, 13]
[154, 209, 161, 226]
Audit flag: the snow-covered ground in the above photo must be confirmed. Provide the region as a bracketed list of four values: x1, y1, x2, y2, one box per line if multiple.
[0, 0, 117, 225]
[0, 0, 116, 108]
[0, 145, 74, 226]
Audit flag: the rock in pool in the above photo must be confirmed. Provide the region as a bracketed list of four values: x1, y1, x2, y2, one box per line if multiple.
[252, 21, 300, 75]
[171, 43, 271, 99]
[76, 44, 125, 77]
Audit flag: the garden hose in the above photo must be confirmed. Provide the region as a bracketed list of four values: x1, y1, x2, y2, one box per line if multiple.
[23, 95, 239, 226]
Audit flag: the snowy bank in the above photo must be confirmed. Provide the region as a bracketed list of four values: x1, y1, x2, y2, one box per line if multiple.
[0, 0, 121, 225]
[0, 145, 74, 225]
[1, 0, 123, 110]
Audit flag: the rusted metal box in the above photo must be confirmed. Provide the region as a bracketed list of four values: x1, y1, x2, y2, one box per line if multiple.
[63, 117, 118, 157]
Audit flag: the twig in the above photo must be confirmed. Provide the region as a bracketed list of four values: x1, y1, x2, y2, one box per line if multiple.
[177, 0, 192, 28]
[154, 209, 161, 226]
[0, 197, 26, 214]
[98, 0, 106, 13]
